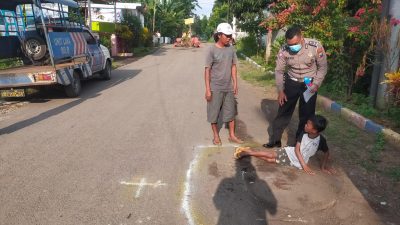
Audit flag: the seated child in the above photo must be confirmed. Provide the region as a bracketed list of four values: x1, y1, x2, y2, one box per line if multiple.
[234, 115, 335, 175]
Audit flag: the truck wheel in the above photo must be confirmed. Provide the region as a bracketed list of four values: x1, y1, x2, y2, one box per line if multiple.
[99, 60, 111, 80]
[25, 37, 47, 61]
[64, 71, 81, 97]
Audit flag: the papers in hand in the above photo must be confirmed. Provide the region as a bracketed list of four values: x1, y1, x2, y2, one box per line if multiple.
[303, 88, 315, 103]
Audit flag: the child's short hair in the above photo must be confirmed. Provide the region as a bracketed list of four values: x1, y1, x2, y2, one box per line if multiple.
[309, 115, 328, 132]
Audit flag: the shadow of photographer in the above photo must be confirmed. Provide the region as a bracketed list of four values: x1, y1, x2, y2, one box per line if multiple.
[213, 156, 277, 225]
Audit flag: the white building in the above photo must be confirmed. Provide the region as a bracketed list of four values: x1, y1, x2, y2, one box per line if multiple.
[89, 3, 144, 27]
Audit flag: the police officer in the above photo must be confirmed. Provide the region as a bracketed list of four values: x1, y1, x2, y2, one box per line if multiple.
[264, 25, 328, 148]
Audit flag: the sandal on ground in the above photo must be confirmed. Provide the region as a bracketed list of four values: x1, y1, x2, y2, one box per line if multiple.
[233, 147, 250, 159]
[213, 139, 222, 146]
[228, 137, 244, 144]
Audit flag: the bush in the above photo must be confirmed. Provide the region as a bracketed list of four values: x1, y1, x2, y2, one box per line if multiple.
[236, 35, 259, 58]
[122, 12, 143, 47]
[98, 33, 111, 52]
[141, 27, 153, 47]
[115, 24, 133, 53]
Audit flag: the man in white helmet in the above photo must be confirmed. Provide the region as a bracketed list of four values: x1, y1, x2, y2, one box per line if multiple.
[204, 23, 243, 145]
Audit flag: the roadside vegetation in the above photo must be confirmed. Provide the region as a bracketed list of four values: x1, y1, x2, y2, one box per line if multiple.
[207, 0, 400, 133]
[0, 58, 23, 70]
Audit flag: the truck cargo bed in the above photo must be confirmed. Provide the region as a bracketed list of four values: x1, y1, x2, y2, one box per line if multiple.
[0, 57, 87, 75]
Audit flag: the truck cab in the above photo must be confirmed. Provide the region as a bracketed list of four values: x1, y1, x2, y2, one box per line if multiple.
[0, 0, 112, 98]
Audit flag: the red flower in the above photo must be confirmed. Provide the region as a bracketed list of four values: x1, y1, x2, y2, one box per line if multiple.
[355, 8, 366, 17]
[390, 17, 400, 26]
[356, 66, 365, 77]
[312, 6, 321, 15]
[319, 0, 328, 8]
[348, 26, 359, 33]
[268, 2, 276, 8]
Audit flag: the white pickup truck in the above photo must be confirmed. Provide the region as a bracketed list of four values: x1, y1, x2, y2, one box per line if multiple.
[0, 0, 112, 98]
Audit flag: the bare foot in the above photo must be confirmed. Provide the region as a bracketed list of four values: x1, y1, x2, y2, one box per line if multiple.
[228, 136, 244, 144]
[213, 137, 222, 146]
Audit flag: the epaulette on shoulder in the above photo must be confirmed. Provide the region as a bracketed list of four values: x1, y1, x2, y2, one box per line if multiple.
[308, 40, 318, 47]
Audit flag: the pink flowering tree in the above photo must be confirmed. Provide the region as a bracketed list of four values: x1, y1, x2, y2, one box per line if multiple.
[347, 5, 381, 87]
[261, 0, 350, 97]
[260, 0, 385, 99]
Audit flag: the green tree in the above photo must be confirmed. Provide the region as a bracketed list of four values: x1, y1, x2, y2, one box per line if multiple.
[139, 0, 198, 38]
[122, 11, 143, 47]
[155, 0, 186, 38]
[215, 0, 271, 35]
[208, 2, 229, 38]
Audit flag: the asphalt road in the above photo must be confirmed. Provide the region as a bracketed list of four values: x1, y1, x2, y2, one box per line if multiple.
[0, 44, 382, 225]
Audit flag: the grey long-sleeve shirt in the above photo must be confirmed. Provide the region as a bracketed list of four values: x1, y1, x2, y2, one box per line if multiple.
[275, 38, 328, 92]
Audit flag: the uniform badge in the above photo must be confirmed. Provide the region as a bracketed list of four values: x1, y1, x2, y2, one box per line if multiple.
[317, 47, 325, 58]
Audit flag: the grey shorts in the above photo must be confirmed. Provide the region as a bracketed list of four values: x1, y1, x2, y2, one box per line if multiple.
[275, 148, 291, 166]
[207, 91, 237, 123]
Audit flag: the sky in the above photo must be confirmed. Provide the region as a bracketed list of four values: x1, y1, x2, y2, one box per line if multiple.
[194, 0, 214, 18]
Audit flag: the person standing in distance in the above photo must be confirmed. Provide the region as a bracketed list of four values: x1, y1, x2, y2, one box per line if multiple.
[205, 23, 243, 145]
[264, 25, 328, 148]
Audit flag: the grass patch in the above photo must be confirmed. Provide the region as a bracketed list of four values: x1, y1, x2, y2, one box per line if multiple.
[320, 110, 362, 147]
[133, 47, 156, 57]
[0, 58, 23, 69]
[369, 132, 385, 162]
[238, 59, 275, 87]
[319, 89, 400, 133]
[384, 166, 400, 182]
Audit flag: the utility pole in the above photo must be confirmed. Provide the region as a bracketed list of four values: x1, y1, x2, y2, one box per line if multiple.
[370, 0, 390, 107]
[114, 0, 119, 29]
[227, 0, 231, 23]
[88, 0, 92, 30]
[375, 0, 400, 109]
[152, 0, 157, 33]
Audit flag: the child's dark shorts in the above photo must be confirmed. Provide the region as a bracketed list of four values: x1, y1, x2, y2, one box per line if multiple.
[275, 148, 291, 166]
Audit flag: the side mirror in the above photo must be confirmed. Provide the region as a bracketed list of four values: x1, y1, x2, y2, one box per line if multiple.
[92, 32, 100, 46]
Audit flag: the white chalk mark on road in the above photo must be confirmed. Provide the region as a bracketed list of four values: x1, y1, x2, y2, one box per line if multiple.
[120, 178, 167, 199]
[181, 146, 200, 225]
[196, 144, 239, 148]
[135, 178, 146, 198]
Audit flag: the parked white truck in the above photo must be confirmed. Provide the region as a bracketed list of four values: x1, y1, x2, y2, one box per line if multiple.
[0, 0, 112, 98]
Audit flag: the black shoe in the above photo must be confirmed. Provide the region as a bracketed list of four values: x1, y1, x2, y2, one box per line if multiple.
[262, 141, 281, 148]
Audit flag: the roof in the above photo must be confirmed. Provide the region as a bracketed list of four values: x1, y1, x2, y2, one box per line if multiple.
[89, 2, 142, 10]
[0, 0, 78, 11]
[44, 0, 79, 8]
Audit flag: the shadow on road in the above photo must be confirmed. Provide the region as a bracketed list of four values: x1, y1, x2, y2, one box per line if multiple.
[261, 99, 297, 146]
[152, 47, 167, 57]
[0, 69, 142, 135]
[213, 157, 277, 225]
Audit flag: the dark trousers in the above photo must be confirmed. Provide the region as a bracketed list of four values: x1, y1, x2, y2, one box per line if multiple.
[269, 77, 317, 143]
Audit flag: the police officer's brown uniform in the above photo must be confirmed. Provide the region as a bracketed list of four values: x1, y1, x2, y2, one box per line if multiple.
[267, 38, 328, 146]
